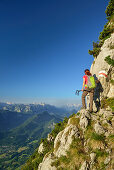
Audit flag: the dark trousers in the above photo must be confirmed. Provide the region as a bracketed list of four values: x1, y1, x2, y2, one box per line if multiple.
[82, 88, 94, 112]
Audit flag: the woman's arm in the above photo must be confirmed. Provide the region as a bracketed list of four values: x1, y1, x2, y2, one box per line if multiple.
[82, 78, 85, 91]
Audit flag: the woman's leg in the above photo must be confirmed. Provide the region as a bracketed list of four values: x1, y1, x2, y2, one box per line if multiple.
[89, 90, 94, 112]
[82, 90, 88, 109]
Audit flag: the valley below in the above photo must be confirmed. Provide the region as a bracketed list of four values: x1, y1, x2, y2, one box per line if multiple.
[0, 103, 79, 169]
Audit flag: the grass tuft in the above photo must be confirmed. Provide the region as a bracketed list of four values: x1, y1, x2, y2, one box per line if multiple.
[91, 132, 105, 141]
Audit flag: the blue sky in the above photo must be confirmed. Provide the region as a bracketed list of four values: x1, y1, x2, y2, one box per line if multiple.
[0, 0, 109, 105]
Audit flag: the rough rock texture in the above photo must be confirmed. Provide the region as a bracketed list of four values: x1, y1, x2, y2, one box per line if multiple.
[38, 154, 56, 170]
[94, 122, 105, 135]
[38, 107, 114, 170]
[90, 33, 114, 80]
[90, 153, 96, 164]
[38, 143, 44, 154]
[47, 134, 54, 142]
[79, 109, 91, 130]
[79, 161, 90, 170]
[54, 124, 80, 157]
[79, 109, 91, 119]
[104, 156, 111, 165]
[87, 33, 114, 111]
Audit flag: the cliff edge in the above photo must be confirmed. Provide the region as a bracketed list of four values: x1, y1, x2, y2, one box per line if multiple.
[37, 107, 113, 170]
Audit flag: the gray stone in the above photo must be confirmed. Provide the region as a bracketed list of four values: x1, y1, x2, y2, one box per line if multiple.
[54, 124, 79, 157]
[104, 156, 111, 165]
[47, 134, 54, 142]
[38, 143, 44, 154]
[80, 116, 88, 130]
[79, 109, 91, 130]
[38, 153, 56, 170]
[79, 161, 90, 170]
[105, 131, 111, 137]
[106, 148, 111, 154]
[90, 153, 96, 164]
[94, 122, 105, 135]
[106, 106, 112, 111]
[103, 110, 113, 119]
[79, 109, 91, 119]
[98, 109, 105, 116]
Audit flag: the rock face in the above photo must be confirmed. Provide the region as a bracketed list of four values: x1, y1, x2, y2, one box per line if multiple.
[38, 143, 44, 154]
[88, 33, 114, 111]
[94, 122, 105, 135]
[79, 161, 89, 170]
[37, 107, 114, 170]
[38, 154, 56, 170]
[79, 109, 91, 130]
[54, 123, 80, 157]
[90, 153, 96, 164]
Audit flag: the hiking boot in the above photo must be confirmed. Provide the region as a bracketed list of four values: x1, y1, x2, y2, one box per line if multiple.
[80, 107, 86, 110]
[88, 110, 93, 113]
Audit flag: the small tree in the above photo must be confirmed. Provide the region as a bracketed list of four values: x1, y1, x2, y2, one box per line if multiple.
[105, 0, 114, 19]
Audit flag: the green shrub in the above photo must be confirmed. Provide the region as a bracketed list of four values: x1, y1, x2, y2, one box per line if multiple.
[99, 25, 113, 40]
[63, 117, 69, 124]
[91, 132, 105, 141]
[88, 41, 101, 58]
[110, 44, 114, 49]
[105, 55, 114, 67]
[70, 138, 82, 149]
[110, 79, 114, 85]
[101, 97, 114, 111]
[93, 61, 95, 65]
[51, 159, 60, 167]
[21, 149, 44, 170]
[84, 120, 94, 139]
[69, 117, 79, 126]
[69, 113, 76, 118]
[88, 25, 114, 58]
[100, 162, 106, 169]
[59, 155, 68, 164]
[95, 149, 108, 157]
[108, 134, 114, 139]
[105, 0, 114, 20]
[50, 122, 65, 139]
[40, 138, 54, 153]
[76, 112, 80, 116]
[88, 0, 114, 58]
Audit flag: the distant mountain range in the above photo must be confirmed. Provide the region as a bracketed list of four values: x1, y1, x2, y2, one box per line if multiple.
[0, 102, 81, 118]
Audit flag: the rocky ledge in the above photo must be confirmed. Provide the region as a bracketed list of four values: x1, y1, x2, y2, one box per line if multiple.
[38, 108, 114, 170]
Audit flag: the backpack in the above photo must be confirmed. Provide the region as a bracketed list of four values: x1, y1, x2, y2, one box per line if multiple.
[85, 75, 96, 89]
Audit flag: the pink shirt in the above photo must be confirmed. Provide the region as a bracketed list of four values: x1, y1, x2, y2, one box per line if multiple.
[83, 75, 88, 88]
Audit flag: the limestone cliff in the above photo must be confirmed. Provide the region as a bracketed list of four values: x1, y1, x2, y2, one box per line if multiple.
[38, 108, 114, 170]
[86, 32, 114, 113]
[90, 33, 114, 99]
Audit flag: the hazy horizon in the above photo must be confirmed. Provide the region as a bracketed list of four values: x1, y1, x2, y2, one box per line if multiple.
[0, 97, 81, 107]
